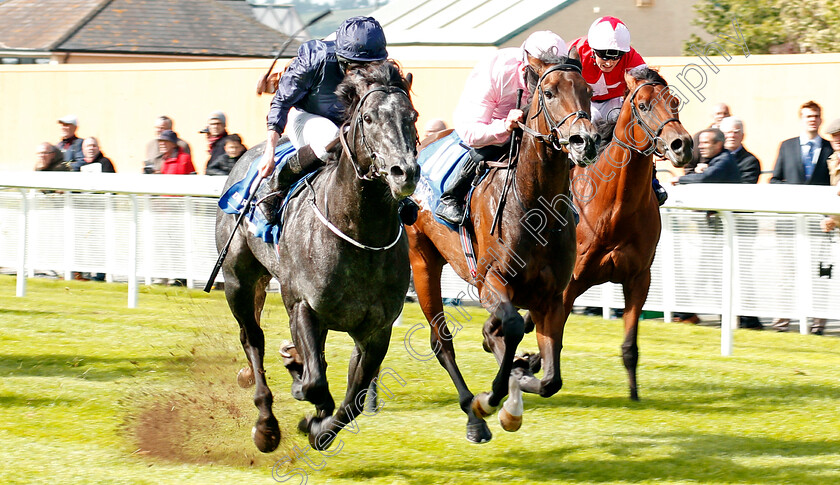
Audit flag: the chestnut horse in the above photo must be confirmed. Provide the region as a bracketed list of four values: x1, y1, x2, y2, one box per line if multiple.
[561, 68, 693, 400]
[407, 51, 598, 444]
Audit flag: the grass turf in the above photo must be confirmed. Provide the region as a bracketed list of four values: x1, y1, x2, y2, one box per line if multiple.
[1, 275, 839, 484]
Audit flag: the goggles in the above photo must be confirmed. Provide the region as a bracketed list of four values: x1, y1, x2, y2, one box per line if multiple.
[594, 49, 625, 61]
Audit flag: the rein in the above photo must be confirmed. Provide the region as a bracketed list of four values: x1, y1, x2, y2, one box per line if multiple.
[307, 83, 410, 251]
[612, 81, 680, 158]
[488, 61, 587, 230]
[305, 178, 404, 252]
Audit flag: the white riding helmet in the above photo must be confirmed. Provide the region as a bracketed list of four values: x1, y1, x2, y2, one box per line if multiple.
[587, 16, 631, 52]
[521, 30, 567, 63]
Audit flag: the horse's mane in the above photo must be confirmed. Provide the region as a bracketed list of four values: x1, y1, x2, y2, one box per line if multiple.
[594, 67, 668, 156]
[324, 60, 411, 162]
[336, 60, 411, 117]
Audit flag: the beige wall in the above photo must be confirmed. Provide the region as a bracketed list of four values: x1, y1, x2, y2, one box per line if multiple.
[504, 0, 706, 56]
[1, 52, 839, 181]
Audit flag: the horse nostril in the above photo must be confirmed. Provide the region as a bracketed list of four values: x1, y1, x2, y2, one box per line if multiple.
[390, 165, 405, 178]
[569, 134, 584, 148]
[670, 138, 684, 153]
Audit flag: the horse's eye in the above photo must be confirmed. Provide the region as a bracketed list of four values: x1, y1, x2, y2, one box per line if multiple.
[544, 90, 554, 100]
[363, 114, 372, 123]
[639, 102, 649, 112]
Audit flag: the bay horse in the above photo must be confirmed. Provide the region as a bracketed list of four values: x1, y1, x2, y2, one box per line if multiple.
[561, 68, 693, 400]
[407, 50, 598, 444]
[216, 61, 418, 452]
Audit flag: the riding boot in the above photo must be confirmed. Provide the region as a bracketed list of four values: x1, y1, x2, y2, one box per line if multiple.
[260, 145, 323, 225]
[435, 150, 485, 225]
[435, 171, 478, 225]
[652, 176, 668, 206]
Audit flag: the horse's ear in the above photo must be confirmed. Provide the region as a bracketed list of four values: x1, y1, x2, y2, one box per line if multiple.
[624, 70, 638, 91]
[527, 53, 548, 76]
[568, 46, 580, 62]
[404, 72, 413, 91]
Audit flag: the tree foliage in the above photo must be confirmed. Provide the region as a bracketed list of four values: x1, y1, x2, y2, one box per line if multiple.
[684, 0, 840, 54]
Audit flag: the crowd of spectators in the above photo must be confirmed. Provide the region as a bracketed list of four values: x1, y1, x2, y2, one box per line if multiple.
[35, 112, 248, 177]
[666, 100, 839, 334]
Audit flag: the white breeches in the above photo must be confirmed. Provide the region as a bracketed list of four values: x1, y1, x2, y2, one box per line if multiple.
[286, 108, 339, 160]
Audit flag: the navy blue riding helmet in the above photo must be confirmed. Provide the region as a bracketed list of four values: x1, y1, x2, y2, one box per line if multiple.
[335, 16, 388, 62]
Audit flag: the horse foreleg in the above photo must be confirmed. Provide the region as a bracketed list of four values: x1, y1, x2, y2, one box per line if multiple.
[474, 282, 524, 414]
[307, 331, 391, 451]
[410, 240, 489, 443]
[225, 266, 280, 453]
[289, 303, 335, 419]
[622, 270, 650, 401]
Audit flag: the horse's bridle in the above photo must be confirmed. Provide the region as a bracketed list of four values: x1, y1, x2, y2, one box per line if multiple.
[338, 85, 413, 181]
[613, 81, 680, 157]
[518, 63, 591, 151]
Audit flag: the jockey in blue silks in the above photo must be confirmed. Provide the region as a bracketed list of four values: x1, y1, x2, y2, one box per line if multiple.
[255, 17, 389, 220]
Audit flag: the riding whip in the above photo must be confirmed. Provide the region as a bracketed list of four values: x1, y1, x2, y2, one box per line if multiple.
[256, 9, 332, 95]
[490, 88, 524, 236]
[203, 177, 263, 292]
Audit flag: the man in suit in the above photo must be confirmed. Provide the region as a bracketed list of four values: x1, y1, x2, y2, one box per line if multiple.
[771, 100, 832, 185]
[770, 101, 834, 334]
[687, 102, 731, 174]
[721, 116, 761, 184]
[673, 128, 741, 185]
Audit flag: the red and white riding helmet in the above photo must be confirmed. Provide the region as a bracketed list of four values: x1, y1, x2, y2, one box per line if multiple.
[587, 16, 631, 52]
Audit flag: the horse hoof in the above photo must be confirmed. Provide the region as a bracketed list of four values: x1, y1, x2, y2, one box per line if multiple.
[252, 416, 281, 453]
[499, 407, 522, 432]
[466, 421, 492, 444]
[237, 367, 255, 388]
[290, 380, 305, 401]
[297, 415, 312, 434]
[470, 392, 496, 419]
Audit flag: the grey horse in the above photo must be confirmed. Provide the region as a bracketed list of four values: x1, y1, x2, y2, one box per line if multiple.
[215, 61, 419, 453]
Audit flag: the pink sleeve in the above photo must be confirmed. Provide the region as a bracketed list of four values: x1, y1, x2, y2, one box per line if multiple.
[452, 56, 511, 148]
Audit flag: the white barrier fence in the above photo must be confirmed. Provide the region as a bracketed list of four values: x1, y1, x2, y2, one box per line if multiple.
[2, 172, 839, 355]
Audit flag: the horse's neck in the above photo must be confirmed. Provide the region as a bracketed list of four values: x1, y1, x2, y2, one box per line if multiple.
[596, 125, 653, 205]
[516, 138, 572, 205]
[323, 153, 399, 237]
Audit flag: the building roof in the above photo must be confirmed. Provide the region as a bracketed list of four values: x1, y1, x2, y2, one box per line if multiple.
[372, 0, 577, 46]
[0, 0, 300, 58]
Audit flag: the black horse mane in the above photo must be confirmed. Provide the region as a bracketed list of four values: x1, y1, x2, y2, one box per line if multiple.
[325, 60, 411, 161]
[336, 60, 411, 117]
[594, 67, 668, 155]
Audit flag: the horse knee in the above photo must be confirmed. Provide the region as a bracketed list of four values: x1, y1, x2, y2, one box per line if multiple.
[502, 313, 525, 343]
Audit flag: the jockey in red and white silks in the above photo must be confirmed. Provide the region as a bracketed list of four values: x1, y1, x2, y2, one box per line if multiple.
[569, 16, 646, 123]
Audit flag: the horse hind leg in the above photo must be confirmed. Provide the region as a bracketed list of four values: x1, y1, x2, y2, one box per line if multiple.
[307, 331, 392, 451]
[224, 258, 280, 453]
[288, 303, 335, 424]
[622, 271, 651, 401]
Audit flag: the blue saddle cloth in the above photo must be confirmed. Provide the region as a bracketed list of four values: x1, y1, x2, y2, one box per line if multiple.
[416, 131, 475, 230]
[218, 142, 304, 245]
